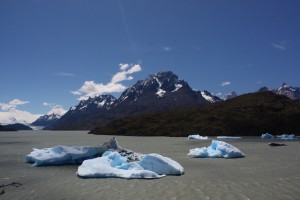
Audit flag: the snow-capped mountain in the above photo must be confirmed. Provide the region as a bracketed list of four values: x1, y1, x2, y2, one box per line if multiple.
[31, 113, 62, 127]
[69, 95, 116, 113]
[46, 95, 117, 130]
[275, 83, 300, 100]
[199, 90, 222, 103]
[47, 71, 220, 130]
[114, 71, 209, 114]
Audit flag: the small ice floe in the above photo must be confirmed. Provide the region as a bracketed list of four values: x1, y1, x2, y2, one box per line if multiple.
[187, 140, 245, 159]
[26, 137, 142, 167]
[188, 134, 208, 140]
[217, 136, 242, 139]
[261, 133, 273, 139]
[276, 134, 298, 141]
[77, 151, 184, 179]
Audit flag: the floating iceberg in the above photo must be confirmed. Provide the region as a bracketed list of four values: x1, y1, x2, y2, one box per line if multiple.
[187, 140, 245, 158]
[261, 133, 273, 139]
[26, 146, 101, 167]
[77, 151, 184, 179]
[276, 134, 298, 141]
[188, 134, 208, 140]
[217, 136, 242, 139]
[26, 137, 142, 167]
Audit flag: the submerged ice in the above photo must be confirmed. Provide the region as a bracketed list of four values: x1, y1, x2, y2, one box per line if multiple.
[187, 140, 245, 158]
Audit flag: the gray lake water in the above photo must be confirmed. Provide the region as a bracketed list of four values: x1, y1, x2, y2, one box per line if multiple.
[1, 131, 300, 200]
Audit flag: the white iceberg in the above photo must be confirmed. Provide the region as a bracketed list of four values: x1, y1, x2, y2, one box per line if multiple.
[77, 151, 184, 179]
[188, 134, 208, 140]
[217, 136, 242, 139]
[276, 134, 298, 141]
[261, 133, 273, 139]
[26, 137, 143, 167]
[187, 140, 245, 158]
[26, 145, 101, 167]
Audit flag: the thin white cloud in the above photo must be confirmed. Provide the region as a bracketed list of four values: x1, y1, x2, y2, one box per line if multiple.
[216, 92, 222, 96]
[72, 63, 142, 100]
[272, 41, 287, 50]
[0, 99, 29, 111]
[221, 81, 231, 87]
[162, 46, 173, 52]
[58, 72, 75, 77]
[42, 102, 67, 116]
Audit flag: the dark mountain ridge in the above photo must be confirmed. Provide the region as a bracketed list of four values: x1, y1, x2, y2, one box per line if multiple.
[90, 91, 300, 136]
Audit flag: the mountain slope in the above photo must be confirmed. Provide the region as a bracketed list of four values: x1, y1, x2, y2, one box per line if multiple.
[90, 91, 300, 136]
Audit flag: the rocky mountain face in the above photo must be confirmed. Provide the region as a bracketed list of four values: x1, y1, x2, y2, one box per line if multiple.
[47, 71, 220, 130]
[274, 83, 300, 100]
[31, 113, 61, 127]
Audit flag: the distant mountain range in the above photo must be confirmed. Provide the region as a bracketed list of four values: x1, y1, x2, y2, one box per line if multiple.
[90, 91, 300, 136]
[45, 71, 221, 130]
[22, 71, 300, 134]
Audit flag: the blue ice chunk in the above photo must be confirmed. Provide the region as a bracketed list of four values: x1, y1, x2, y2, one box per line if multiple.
[77, 151, 184, 179]
[187, 140, 245, 159]
[262, 133, 273, 139]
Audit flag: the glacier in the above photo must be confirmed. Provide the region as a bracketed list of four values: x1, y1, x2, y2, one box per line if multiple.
[188, 134, 208, 140]
[77, 151, 184, 179]
[261, 133, 273, 139]
[187, 140, 245, 158]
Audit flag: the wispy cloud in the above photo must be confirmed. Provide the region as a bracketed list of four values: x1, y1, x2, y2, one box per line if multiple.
[221, 81, 231, 87]
[216, 92, 222, 96]
[0, 99, 29, 111]
[162, 46, 173, 52]
[58, 72, 75, 77]
[72, 63, 142, 100]
[43, 102, 67, 116]
[272, 41, 287, 50]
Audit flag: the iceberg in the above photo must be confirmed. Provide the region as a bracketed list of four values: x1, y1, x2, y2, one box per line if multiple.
[77, 151, 184, 179]
[188, 134, 208, 140]
[217, 136, 242, 139]
[261, 133, 273, 139]
[26, 146, 101, 167]
[276, 134, 298, 141]
[26, 137, 143, 167]
[187, 140, 245, 159]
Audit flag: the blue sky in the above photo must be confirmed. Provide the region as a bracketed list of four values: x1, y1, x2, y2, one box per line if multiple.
[1, 0, 300, 118]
